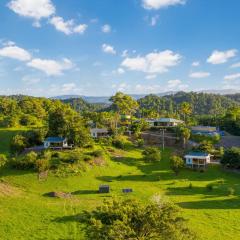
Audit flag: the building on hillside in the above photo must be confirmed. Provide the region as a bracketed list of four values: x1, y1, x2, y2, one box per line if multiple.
[90, 128, 108, 138]
[146, 118, 184, 127]
[184, 152, 211, 169]
[191, 126, 220, 136]
[44, 137, 69, 149]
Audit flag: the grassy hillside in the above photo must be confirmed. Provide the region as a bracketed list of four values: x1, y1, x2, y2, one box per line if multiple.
[1, 129, 240, 239]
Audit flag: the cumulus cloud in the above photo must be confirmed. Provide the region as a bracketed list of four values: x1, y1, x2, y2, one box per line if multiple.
[7, 0, 55, 21]
[207, 49, 237, 64]
[0, 44, 31, 61]
[189, 71, 210, 78]
[49, 16, 87, 35]
[121, 50, 181, 74]
[145, 74, 157, 79]
[102, 24, 111, 33]
[62, 83, 76, 92]
[142, 0, 186, 10]
[27, 58, 74, 76]
[224, 73, 240, 81]
[73, 24, 88, 34]
[192, 61, 200, 67]
[230, 62, 240, 68]
[121, 50, 128, 58]
[102, 44, 116, 55]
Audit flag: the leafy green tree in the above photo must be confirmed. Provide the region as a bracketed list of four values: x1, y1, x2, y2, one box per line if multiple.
[110, 92, 139, 116]
[80, 198, 195, 240]
[0, 154, 7, 169]
[10, 135, 27, 154]
[170, 155, 184, 175]
[179, 127, 191, 148]
[142, 147, 161, 162]
[221, 147, 240, 169]
[180, 102, 192, 122]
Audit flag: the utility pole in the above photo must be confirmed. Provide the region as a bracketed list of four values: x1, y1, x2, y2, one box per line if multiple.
[162, 129, 166, 150]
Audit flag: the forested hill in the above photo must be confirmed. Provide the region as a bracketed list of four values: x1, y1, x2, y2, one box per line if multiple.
[62, 98, 109, 113]
[137, 92, 239, 116]
[224, 93, 240, 103]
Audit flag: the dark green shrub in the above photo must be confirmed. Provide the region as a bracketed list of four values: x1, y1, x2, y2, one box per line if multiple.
[10, 134, 27, 154]
[206, 183, 213, 191]
[142, 147, 161, 162]
[91, 150, 104, 158]
[227, 187, 235, 196]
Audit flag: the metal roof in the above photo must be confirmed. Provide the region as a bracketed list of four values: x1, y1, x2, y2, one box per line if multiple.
[44, 137, 66, 143]
[185, 152, 209, 157]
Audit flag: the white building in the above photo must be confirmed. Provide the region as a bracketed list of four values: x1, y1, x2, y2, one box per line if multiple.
[184, 152, 211, 169]
[90, 128, 108, 138]
[43, 137, 68, 149]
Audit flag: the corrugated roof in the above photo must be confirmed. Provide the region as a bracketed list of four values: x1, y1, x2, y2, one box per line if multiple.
[185, 152, 209, 157]
[44, 137, 66, 142]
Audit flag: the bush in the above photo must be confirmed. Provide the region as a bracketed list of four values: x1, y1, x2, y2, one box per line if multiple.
[170, 155, 184, 175]
[35, 158, 50, 172]
[221, 147, 240, 169]
[206, 183, 213, 191]
[90, 150, 104, 158]
[227, 187, 235, 196]
[112, 135, 133, 150]
[0, 154, 7, 168]
[10, 151, 38, 170]
[10, 134, 28, 154]
[142, 147, 161, 162]
[136, 138, 144, 147]
[188, 183, 193, 189]
[80, 198, 195, 240]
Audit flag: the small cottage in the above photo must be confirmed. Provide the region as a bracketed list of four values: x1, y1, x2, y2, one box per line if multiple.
[184, 152, 211, 169]
[44, 137, 68, 149]
[90, 128, 108, 138]
[147, 118, 184, 127]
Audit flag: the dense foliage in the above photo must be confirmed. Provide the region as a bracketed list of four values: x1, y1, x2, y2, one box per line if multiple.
[221, 147, 240, 169]
[80, 198, 195, 240]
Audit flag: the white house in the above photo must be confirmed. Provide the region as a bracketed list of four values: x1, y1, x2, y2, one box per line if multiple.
[90, 128, 108, 138]
[184, 152, 211, 169]
[44, 137, 68, 149]
[146, 118, 184, 127]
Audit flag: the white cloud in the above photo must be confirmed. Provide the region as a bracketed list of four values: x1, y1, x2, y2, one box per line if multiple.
[117, 68, 125, 74]
[49, 16, 74, 35]
[49, 16, 88, 35]
[142, 0, 186, 10]
[73, 24, 88, 34]
[207, 49, 237, 65]
[102, 24, 111, 33]
[102, 44, 116, 55]
[7, 0, 55, 20]
[145, 74, 157, 79]
[224, 73, 240, 81]
[167, 79, 181, 88]
[230, 62, 240, 68]
[192, 61, 200, 67]
[121, 50, 181, 74]
[0, 44, 31, 61]
[121, 50, 128, 58]
[189, 71, 211, 78]
[27, 58, 74, 76]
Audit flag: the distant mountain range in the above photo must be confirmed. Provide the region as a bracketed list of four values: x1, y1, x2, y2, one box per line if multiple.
[51, 89, 240, 104]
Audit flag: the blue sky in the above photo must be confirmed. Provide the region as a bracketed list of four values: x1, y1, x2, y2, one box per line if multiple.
[0, 0, 240, 96]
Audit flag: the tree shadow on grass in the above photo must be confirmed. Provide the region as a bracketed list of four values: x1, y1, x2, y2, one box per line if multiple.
[178, 197, 240, 209]
[71, 190, 99, 195]
[53, 214, 81, 223]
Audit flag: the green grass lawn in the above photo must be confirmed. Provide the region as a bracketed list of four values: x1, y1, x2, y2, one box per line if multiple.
[1, 129, 240, 239]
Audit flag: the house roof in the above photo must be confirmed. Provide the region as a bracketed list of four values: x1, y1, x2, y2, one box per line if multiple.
[44, 137, 66, 143]
[90, 128, 108, 133]
[158, 118, 184, 123]
[185, 152, 209, 157]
